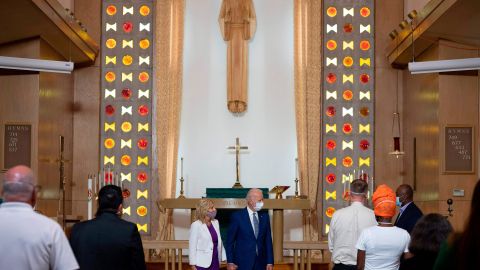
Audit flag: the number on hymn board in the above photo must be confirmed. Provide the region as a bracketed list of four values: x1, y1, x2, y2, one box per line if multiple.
[445, 126, 473, 173]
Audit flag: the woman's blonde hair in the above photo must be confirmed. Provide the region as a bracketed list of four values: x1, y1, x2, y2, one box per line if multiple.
[195, 199, 214, 222]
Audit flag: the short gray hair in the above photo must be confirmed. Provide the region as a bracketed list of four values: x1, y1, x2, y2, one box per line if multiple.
[3, 181, 34, 198]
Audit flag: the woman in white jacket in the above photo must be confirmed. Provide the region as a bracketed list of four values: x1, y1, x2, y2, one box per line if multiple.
[189, 199, 223, 270]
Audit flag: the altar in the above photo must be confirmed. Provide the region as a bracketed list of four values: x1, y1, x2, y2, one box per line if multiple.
[157, 198, 310, 263]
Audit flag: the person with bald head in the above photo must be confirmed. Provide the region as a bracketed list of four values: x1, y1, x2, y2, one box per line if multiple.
[225, 188, 273, 270]
[394, 184, 423, 234]
[0, 165, 79, 270]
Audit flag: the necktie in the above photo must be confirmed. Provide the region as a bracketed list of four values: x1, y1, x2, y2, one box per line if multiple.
[253, 212, 259, 238]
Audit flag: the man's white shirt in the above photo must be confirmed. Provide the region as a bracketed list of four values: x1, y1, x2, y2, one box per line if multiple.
[328, 201, 377, 265]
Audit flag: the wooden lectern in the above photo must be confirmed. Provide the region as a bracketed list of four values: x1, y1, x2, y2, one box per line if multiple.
[157, 198, 310, 263]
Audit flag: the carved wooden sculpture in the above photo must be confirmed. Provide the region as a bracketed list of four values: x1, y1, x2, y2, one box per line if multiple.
[218, 0, 256, 113]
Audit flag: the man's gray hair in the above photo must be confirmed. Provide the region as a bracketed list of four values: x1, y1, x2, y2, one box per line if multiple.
[3, 181, 34, 198]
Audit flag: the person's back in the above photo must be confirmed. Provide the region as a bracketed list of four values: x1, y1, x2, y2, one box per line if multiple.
[70, 211, 145, 270]
[0, 165, 78, 270]
[69, 185, 146, 270]
[357, 226, 410, 270]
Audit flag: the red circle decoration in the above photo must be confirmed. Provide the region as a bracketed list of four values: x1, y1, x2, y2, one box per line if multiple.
[138, 105, 149, 116]
[360, 40, 371, 50]
[326, 140, 336, 150]
[137, 138, 148, 150]
[121, 88, 132, 99]
[360, 107, 370, 117]
[122, 189, 131, 199]
[343, 123, 353, 134]
[326, 207, 336, 218]
[123, 21, 133, 33]
[326, 73, 337, 84]
[359, 139, 370, 150]
[137, 172, 148, 183]
[105, 105, 115, 116]
[360, 74, 370, 84]
[343, 23, 353, 33]
[326, 106, 336, 117]
[326, 173, 336, 184]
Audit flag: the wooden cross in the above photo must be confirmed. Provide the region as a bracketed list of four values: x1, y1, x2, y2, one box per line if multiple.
[227, 137, 248, 188]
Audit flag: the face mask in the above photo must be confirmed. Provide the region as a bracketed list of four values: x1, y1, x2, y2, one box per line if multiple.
[254, 201, 264, 211]
[206, 210, 217, 219]
[396, 196, 402, 207]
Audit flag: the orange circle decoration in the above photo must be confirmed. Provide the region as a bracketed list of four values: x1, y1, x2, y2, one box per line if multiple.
[137, 206, 148, 217]
[326, 7, 337, 17]
[360, 7, 371, 17]
[360, 107, 370, 117]
[343, 56, 353, 67]
[343, 156, 353, 167]
[122, 55, 133, 66]
[326, 40, 337, 50]
[139, 39, 150, 49]
[343, 23, 353, 33]
[139, 5, 150, 16]
[121, 155, 131, 166]
[326, 73, 337, 84]
[137, 172, 148, 183]
[104, 138, 115, 149]
[106, 39, 116, 49]
[343, 123, 353, 134]
[326, 207, 336, 218]
[105, 72, 116, 82]
[138, 72, 149, 83]
[106, 5, 117, 16]
[343, 90, 353, 101]
[360, 40, 371, 51]
[121, 122, 132, 132]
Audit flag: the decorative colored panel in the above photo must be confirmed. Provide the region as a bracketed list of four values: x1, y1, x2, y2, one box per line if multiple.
[101, 0, 154, 236]
[322, 0, 374, 236]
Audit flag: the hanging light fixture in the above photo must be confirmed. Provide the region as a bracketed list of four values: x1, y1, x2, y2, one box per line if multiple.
[389, 70, 405, 158]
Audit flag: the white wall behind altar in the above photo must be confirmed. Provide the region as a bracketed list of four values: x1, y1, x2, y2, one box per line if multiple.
[174, 0, 302, 244]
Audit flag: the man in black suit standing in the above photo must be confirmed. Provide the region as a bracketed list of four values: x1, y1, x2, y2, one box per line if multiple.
[394, 184, 423, 234]
[70, 185, 146, 270]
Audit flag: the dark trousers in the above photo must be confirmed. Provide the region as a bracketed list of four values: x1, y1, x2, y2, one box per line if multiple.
[333, 263, 356, 270]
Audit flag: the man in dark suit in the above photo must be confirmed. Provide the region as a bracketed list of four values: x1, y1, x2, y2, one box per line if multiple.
[69, 185, 146, 270]
[394, 184, 423, 234]
[226, 188, 274, 270]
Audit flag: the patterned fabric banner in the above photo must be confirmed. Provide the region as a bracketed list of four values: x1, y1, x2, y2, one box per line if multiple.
[101, 0, 154, 236]
[322, 0, 375, 236]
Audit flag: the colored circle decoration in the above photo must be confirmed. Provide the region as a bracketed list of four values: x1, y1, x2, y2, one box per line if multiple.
[343, 23, 353, 33]
[342, 156, 353, 167]
[326, 106, 336, 117]
[137, 206, 148, 217]
[139, 39, 150, 49]
[326, 207, 336, 218]
[121, 155, 131, 166]
[359, 139, 370, 150]
[138, 105, 149, 116]
[360, 40, 371, 50]
[106, 5, 117, 16]
[105, 72, 116, 82]
[343, 56, 353, 67]
[326, 7, 337, 17]
[121, 122, 132, 132]
[137, 138, 148, 150]
[104, 138, 115, 149]
[342, 123, 353, 134]
[139, 72, 149, 83]
[326, 73, 337, 84]
[359, 107, 369, 117]
[326, 40, 337, 50]
[343, 191, 351, 201]
[105, 105, 115, 116]
[121, 88, 132, 99]
[360, 74, 370, 84]
[360, 7, 371, 17]
[106, 39, 116, 49]
[123, 21, 133, 33]
[122, 188, 131, 199]
[326, 140, 336, 150]
[343, 90, 353, 101]
[122, 55, 133, 66]
[139, 5, 150, 16]
[137, 172, 148, 183]
[326, 173, 336, 184]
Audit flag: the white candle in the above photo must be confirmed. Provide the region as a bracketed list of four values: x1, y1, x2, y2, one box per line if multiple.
[87, 177, 93, 220]
[295, 158, 299, 179]
[181, 157, 184, 178]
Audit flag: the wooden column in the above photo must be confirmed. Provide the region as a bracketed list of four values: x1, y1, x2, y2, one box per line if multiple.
[272, 209, 284, 263]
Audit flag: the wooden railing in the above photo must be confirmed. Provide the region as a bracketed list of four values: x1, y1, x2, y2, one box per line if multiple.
[143, 240, 189, 270]
[283, 241, 329, 270]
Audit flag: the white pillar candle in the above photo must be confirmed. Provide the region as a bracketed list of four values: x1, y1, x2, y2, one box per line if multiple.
[87, 177, 93, 220]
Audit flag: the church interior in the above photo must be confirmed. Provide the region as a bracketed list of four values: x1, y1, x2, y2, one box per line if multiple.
[0, 0, 479, 269]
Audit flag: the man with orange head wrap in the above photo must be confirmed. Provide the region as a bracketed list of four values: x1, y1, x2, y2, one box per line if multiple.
[355, 185, 411, 270]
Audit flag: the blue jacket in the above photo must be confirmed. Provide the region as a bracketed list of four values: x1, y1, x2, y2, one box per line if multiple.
[226, 208, 274, 270]
[394, 202, 423, 234]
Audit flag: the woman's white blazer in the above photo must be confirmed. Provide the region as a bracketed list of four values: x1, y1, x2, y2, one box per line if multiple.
[189, 219, 223, 267]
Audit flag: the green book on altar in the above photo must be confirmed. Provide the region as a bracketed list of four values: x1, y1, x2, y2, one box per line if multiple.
[206, 188, 268, 244]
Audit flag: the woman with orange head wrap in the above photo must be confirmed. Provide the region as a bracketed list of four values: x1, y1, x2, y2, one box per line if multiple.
[355, 185, 411, 270]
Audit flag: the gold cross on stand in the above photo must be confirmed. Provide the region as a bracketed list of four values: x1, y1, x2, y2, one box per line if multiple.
[227, 137, 248, 188]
